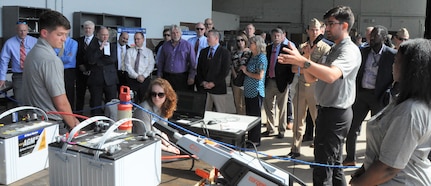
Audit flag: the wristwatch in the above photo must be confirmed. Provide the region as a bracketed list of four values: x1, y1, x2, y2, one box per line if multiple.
[303, 61, 311, 69]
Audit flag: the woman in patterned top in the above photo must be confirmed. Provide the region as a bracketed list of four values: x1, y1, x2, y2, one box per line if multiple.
[239, 36, 267, 147]
[231, 33, 251, 115]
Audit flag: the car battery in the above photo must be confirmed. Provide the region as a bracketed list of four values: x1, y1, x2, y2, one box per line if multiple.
[49, 117, 161, 186]
[0, 120, 59, 185]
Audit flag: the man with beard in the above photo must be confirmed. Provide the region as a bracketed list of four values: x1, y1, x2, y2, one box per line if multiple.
[278, 6, 361, 185]
[157, 25, 196, 91]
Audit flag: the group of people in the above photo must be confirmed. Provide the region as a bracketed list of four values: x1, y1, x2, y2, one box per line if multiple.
[0, 6, 430, 186]
[276, 5, 430, 186]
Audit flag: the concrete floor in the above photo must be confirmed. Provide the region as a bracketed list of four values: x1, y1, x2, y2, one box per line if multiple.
[0, 85, 367, 185]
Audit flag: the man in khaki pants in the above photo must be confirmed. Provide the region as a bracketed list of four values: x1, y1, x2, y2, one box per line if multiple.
[288, 18, 330, 158]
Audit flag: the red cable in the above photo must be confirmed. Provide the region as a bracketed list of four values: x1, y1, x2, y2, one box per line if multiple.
[46, 111, 89, 120]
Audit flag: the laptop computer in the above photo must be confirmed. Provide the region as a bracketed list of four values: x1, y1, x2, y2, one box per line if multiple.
[170, 91, 207, 125]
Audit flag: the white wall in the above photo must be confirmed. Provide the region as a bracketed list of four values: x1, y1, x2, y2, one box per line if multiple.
[0, 0, 212, 38]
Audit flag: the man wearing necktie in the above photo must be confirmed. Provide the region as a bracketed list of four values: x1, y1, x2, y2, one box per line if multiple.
[195, 29, 231, 113]
[85, 26, 118, 116]
[262, 28, 295, 139]
[0, 21, 37, 104]
[75, 20, 96, 114]
[116, 31, 130, 92]
[188, 22, 208, 62]
[125, 32, 155, 103]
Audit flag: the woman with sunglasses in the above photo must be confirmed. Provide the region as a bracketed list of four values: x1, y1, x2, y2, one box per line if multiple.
[231, 33, 251, 115]
[132, 77, 180, 154]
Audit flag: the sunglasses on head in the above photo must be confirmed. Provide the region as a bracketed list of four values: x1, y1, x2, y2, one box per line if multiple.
[196, 28, 205, 31]
[16, 21, 27, 25]
[151, 92, 165, 98]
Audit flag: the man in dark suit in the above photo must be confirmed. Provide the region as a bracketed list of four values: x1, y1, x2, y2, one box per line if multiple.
[75, 20, 97, 114]
[262, 28, 295, 139]
[116, 31, 130, 92]
[343, 25, 397, 166]
[195, 29, 231, 113]
[85, 26, 118, 116]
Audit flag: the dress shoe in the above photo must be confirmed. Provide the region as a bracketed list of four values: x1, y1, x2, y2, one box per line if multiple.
[309, 143, 314, 148]
[276, 133, 284, 139]
[261, 130, 274, 137]
[342, 160, 356, 166]
[287, 152, 301, 159]
[286, 122, 293, 130]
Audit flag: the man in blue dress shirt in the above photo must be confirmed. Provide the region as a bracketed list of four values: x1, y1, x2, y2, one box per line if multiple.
[0, 22, 37, 103]
[55, 36, 78, 109]
[188, 22, 208, 62]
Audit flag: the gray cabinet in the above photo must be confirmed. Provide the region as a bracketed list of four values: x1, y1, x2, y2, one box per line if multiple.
[73, 12, 141, 38]
[2, 6, 49, 40]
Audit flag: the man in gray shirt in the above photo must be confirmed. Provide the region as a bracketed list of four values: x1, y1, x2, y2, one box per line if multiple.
[22, 10, 79, 134]
[278, 6, 361, 185]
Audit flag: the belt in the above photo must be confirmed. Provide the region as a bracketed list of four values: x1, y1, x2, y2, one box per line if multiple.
[12, 72, 23, 74]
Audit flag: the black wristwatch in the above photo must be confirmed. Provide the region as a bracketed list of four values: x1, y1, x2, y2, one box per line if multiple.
[303, 61, 311, 69]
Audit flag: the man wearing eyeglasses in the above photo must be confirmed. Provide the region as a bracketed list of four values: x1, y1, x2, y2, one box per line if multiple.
[0, 21, 37, 104]
[344, 25, 397, 167]
[278, 6, 361, 185]
[188, 22, 208, 62]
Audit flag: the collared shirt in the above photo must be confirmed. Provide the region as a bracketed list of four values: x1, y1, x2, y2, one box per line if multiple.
[188, 35, 208, 61]
[244, 53, 267, 98]
[54, 37, 78, 69]
[117, 44, 127, 70]
[268, 44, 280, 78]
[362, 46, 383, 89]
[208, 44, 220, 58]
[282, 38, 296, 47]
[125, 46, 155, 79]
[157, 39, 197, 79]
[315, 37, 361, 109]
[0, 35, 37, 79]
[22, 38, 65, 121]
[84, 35, 94, 45]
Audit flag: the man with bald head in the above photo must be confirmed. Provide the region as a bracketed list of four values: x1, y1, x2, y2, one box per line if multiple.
[0, 21, 37, 103]
[85, 26, 118, 115]
[204, 18, 214, 36]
